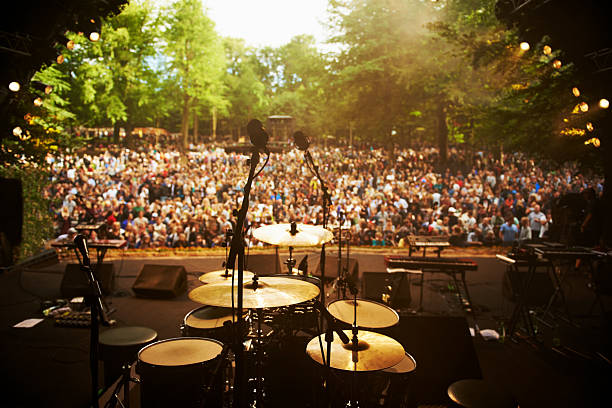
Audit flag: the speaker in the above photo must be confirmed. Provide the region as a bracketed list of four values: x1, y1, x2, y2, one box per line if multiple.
[244, 253, 281, 276]
[313, 255, 358, 280]
[61, 263, 115, 298]
[502, 268, 554, 306]
[132, 264, 186, 298]
[362, 271, 412, 307]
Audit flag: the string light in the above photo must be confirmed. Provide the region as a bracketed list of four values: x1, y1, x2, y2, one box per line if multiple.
[12, 127, 22, 137]
[520, 42, 530, 51]
[45, 85, 53, 95]
[584, 138, 600, 147]
[543, 45, 552, 55]
[33, 97, 43, 107]
[553, 59, 562, 69]
[8, 81, 20, 92]
[586, 122, 594, 132]
[572, 87, 580, 97]
[56, 55, 65, 64]
[67, 40, 75, 50]
[599, 99, 609, 109]
[579, 102, 589, 112]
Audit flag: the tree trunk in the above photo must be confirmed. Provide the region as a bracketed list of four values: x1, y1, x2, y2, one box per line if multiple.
[437, 102, 448, 170]
[212, 107, 217, 141]
[181, 93, 190, 150]
[193, 110, 199, 144]
[113, 122, 120, 145]
[125, 123, 134, 148]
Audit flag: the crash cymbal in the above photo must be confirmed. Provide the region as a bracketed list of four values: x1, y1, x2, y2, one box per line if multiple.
[253, 223, 333, 247]
[189, 276, 320, 309]
[327, 298, 399, 329]
[306, 330, 404, 372]
[199, 269, 255, 284]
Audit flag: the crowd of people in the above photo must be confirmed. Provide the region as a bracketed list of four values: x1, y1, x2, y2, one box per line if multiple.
[46, 143, 604, 250]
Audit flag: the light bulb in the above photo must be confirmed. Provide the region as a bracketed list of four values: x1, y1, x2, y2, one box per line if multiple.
[520, 42, 530, 51]
[9, 81, 20, 92]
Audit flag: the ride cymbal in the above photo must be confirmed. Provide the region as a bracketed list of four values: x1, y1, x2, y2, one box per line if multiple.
[189, 276, 320, 309]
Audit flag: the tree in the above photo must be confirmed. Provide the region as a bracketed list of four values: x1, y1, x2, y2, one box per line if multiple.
[61, 0, 162, 144]
[222, 38, 268, 139]
[162, 0, 226, 149]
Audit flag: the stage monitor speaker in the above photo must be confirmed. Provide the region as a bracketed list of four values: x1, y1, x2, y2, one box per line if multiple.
[132, 264, 186, 298]
[362, 271, 411, 307]
[244, 253, 281, 276]
[313, 255, 358, 280]
[61, 263, 115, 298]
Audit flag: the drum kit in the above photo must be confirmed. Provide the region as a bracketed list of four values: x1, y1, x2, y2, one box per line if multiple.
[135, 223, 417, 407]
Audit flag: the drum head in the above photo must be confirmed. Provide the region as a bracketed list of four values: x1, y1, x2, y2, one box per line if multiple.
[139, 338, 223, 367]
[382, 352, 416, 374]
[327, 298, 399, 328]
[185, 306, 234, 330]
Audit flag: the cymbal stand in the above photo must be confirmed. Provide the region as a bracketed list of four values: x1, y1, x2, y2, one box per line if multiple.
[348, 288, 359, 408]
[226, 146, 268, 408]
[284, 223, 300, 274]
[221, 229, 233, 278]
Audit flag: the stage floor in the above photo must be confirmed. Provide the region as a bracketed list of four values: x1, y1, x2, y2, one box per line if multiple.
[1, 250, 610, 407]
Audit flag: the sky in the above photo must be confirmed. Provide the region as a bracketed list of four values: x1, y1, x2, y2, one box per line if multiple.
[202, 0, 332, 49]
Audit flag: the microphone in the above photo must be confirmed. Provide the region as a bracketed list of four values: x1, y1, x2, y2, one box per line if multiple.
[246, 119, 269, 151]
[74, 234, 90, 267]
[293, 131, 310, 151]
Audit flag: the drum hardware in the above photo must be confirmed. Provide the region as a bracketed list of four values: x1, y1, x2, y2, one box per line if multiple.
[104, 363, 133, 408]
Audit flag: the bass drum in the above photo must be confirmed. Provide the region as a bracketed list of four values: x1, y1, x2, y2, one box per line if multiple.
[181, 305, 234, 342]
[136, 337, 225, 408]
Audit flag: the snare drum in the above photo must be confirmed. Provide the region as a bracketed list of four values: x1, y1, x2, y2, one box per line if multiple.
[182, 306, 234, 341]
[327, 298, 399, 329]
[136, 337, 225, 408]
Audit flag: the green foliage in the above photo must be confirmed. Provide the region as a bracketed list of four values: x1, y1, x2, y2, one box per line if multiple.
[0, 165, 52, 262]
[162, 0, 227, 146]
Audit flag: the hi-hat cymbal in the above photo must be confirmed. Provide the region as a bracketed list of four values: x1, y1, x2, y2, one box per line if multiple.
[199, 269, 255, 284]
[306, 330, 404, 372]
[327, 298, 399, 329]
[189, 276, 320, 309]
[253, 223, 333, 246]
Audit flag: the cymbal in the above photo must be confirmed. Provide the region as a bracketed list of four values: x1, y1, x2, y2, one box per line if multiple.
[199, 269, 255, 284]
[253, 223, 333, 246]
[189, 276, 320, 309]
[327, 299, 399, 329]
[306, 330, 404, 372]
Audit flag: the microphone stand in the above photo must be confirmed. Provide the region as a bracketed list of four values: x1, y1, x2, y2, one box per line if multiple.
[225, 147, 265, 408]
[73, 235, 111, 408]
[301, 149, 337, 406]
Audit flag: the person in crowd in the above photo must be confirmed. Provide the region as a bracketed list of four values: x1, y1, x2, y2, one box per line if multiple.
[499, 218, 518, 246]
[45, 144, 602, 250]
